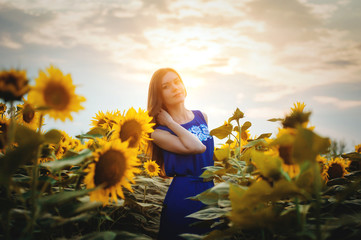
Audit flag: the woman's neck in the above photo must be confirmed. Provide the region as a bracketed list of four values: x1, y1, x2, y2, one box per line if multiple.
[166, 103, 192, 124]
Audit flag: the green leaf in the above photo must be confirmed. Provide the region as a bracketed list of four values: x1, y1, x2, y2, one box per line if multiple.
[233, 126, 239, 132]
[293, 127, 330, 163]
[228, 108, 244, 123]
[210, 123, 233, 139]
[41, 149, 92, 172]
[186, 207, 230, 220]
[242, 139, 266, 149]
[0, 143, 40, 185]
[267, 118, 284, 122]
[341, 152, 361, 161]
[38, 188, 95, 207]
[76, 127, 107, 140]
[44, 129, 62, 144]
[0, 198, 16, 213]
[251, 150, 282, 180]
[214, 148, 230, 161]
[178, 233, 204, 240]
[80, 231, 152, 240]
[79, 231, 117, 240]
[241, 121, 252, 132]
[257, 133, 272, 139]
[227, 159, 246, 170]
[188, 182, 230, 205]
[14, 123, 44, 146]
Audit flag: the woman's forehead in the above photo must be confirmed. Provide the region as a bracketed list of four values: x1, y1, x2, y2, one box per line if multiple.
[162, 71, 180, 84]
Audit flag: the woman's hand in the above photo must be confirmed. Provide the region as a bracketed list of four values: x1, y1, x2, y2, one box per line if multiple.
[152, 109, 207, 154]
[157, 109, 174, 127]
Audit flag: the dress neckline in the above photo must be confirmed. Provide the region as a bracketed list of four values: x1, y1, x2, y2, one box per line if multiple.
[180, 110, 196, 126]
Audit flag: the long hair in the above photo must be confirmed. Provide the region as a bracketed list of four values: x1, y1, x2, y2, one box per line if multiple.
[147, 68, 185, 177]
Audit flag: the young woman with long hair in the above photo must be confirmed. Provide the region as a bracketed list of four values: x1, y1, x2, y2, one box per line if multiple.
[147, 68, 214, 239]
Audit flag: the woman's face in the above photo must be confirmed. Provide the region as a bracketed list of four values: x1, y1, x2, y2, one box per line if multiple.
[161, 71, 186, 107]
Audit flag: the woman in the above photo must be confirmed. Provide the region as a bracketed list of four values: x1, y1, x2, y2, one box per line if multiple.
[147, 68, 214, 239]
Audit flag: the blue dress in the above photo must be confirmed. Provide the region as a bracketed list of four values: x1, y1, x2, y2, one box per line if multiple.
[157, 110, 214, 240]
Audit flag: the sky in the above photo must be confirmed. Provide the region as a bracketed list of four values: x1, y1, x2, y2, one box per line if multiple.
[0, 0, 360, 151]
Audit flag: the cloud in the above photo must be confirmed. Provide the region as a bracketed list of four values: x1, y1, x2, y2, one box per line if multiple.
[0, 34, 22, 49]
[313, 96, 361, 109]
[253, 87, 296, 102]
[246, 107, 285, 119]
[324, 0, 361, 41]
[0, 3, 54, 47]
[242, 0, 323, 47]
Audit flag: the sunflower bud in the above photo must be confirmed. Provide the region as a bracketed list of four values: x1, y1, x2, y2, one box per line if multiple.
[0, 118, 8, 150]
[0, 69, 30, 102]
[0, 103, 7, 114]
[282, 111, 311, 129]
[22, 103, 35, 123]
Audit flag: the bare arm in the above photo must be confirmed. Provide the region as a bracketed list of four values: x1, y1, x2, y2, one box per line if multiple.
[151, 109, 206, 155]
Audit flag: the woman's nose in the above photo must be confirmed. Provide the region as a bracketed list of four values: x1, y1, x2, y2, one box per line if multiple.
[171, 83, 179, 92]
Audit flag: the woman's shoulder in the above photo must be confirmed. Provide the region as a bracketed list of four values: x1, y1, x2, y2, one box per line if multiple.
[192, 110, 208, 125]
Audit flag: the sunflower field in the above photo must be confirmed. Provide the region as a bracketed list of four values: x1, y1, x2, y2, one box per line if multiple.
[0, 66, 361, 240]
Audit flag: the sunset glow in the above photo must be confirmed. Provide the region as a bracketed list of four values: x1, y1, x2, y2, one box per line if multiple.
[1, 0, 360, 150]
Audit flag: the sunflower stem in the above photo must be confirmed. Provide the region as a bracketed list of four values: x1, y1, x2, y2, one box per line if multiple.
[27, 113, 44, 236]
[8, 101, 16, 145]
[2, 101, 16, 239]
[295, 197, 302, 234]
[143, 185, 147, 203]
[313, 162, 323, 240]
[237, 119, 241, 157]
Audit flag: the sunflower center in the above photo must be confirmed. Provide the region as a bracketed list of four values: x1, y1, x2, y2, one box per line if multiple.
[279, 146, 293, 165]
[43, 82, 71, 110]
[23, 104, 35, 123]
[147, 164, 156, 173]
[119, 119, 142, 148]
[327, 163, 344, 179]
[94, 149, 126, 189]
[3, 73, 22, 90]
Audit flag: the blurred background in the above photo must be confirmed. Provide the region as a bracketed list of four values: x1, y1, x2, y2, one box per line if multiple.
[0, 0, 360, 151]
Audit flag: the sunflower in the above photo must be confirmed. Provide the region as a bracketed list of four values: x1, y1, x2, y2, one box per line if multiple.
[28, 65, 85, 121]
[271, 128, 300, 178]
[283, 102, 315, 130]
[316, 155, 327, 173]
[51, 130, 72, 159]
[0, 103, 6, 115]
[112, 107, 155, 149]
[16, 100, 41, 130]
[91, 110, 121, 130]
[0, 116, 9, 151]
[322, 157, 350, 182]
[291, 102, 306, 113]
[84, 139, 141, 205]
[144, 160, 160, 177]
[0, 69, 29, 102]
[355, 144, 361, 154]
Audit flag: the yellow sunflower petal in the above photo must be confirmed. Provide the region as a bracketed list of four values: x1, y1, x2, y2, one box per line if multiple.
[83, 139, 140, 205]
[28, 65, 85, 122]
